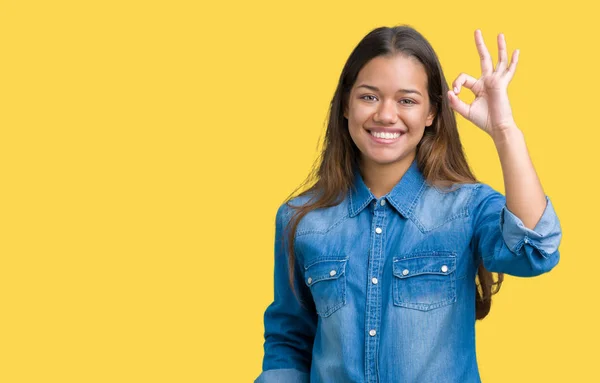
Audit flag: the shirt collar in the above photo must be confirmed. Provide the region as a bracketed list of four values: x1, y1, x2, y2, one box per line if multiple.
[348, 159, 426, 218]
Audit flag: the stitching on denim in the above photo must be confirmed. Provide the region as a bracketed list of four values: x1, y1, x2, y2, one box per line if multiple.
[393, 290, 457, 311]
[320, 299, 346, 318]
[296, 214, 350, 237]
[512, 238, 525, 255]
[394, 251, 457, 259]
[304, 257, 348, 271]
[522, 237, 551, 259]
[347, 189, 356, 216]
[347, 187, 372, 218]
[304, 256, 349, 268]
[312, 269, 347, 318]
[304, 271, 345, 285]
[409, 183, 473, 233]
[403, 180, 426, 231]
[355, 196, 372, 217]
[465, 183, 482, 219]
[414, 210, 470, 234]
[408, 300, 454, 311]
[392, 253, 457, 277]
[393, 287, 456, 310]
[406, 178, 427, 216]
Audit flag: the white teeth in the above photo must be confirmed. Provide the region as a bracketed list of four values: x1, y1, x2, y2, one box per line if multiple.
[370, 131, 402, 139]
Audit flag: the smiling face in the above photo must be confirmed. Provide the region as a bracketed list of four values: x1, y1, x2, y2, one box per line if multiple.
[344, 54, 436, 172]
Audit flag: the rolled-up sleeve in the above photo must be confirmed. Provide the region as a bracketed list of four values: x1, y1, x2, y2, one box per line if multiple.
[255, 203, 317, 383]
[471, 184, 562, 277]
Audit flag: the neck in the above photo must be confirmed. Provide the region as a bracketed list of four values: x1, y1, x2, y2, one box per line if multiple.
[359, 153, 415, 198]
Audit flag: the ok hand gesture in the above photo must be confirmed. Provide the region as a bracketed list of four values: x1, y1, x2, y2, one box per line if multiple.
[447, 30, 520, 138]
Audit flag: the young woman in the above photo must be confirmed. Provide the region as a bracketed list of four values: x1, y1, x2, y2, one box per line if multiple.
[255, 25, 562, 383]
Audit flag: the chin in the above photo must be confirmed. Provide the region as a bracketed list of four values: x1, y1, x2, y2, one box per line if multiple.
[366, 145, 415, 162]
[366, 154, 410, 166]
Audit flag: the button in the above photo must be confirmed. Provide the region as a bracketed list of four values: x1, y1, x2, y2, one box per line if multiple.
[329, 270, 337, 277]
[402, 269, 409, 276]
[307, 277, 312, 284]
[524, 237, 529, 244]
[375, 227, 382, 234]
[441, 265, 448, 273]
[380, 199, 386, 206]
[369, 329, 377, 336]
[372, 277, 378, 284]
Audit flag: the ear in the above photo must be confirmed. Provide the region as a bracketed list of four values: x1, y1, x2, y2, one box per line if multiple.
[425, 107, 436, 127]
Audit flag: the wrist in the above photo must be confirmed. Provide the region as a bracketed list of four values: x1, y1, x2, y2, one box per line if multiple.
[491, 124, 523, 147]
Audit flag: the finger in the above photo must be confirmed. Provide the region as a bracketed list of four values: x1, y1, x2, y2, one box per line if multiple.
[475, 29, 493, 76]
[505, 49, 520, 82]
[447, 90, 470, 120]
[452, 73, 478, 94]
[495, 33, 508, 73]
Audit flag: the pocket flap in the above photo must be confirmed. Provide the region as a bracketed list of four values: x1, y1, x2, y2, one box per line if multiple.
[393, 253, 456, 279]
[304, 258, 347, 286]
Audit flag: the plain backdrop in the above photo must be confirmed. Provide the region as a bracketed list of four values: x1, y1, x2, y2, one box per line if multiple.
[0, 0, 597, 381]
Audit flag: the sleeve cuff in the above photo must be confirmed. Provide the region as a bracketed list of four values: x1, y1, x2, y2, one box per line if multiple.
[500, 196, 562, 257]
[255, 368, 310, 383]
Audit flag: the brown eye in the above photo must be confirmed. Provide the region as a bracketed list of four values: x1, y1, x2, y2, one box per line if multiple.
[399, 99, 416, 105]
[360, 95, 378, 101]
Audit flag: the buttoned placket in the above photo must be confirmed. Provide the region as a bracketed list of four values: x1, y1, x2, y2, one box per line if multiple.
[365, 198, 386, 383]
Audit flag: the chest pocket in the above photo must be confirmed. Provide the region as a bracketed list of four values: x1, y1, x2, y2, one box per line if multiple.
[304, 257, 348, 318]
[392, 252, 457, 311]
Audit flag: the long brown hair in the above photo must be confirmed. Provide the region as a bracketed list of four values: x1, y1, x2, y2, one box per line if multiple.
[282, 25, 503, 320]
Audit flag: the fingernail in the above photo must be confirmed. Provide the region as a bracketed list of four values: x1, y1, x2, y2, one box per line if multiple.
[453, 87, 459, 94]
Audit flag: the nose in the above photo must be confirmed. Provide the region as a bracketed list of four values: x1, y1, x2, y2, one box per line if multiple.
[373, 99, 398, 124]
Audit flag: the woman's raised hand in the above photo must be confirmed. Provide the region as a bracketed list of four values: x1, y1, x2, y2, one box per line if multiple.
[447, 29, 520, 138]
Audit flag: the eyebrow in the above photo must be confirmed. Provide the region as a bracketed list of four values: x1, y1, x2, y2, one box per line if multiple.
[355, 84, 423, 97]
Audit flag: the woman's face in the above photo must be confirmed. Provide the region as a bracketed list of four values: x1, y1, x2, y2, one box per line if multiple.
[345, 54, 435, 170]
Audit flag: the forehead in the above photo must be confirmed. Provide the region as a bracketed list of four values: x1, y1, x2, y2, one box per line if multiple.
[354, 54, 428, 93]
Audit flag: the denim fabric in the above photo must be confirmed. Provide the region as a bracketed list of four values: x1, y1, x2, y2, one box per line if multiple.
[256, 159, 561, 383]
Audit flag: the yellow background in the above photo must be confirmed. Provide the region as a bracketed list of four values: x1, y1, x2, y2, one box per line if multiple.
[0, 0, 597, 381]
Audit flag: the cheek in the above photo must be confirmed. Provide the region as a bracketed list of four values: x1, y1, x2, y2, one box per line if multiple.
[348, 105, 371, 124]
[347, 117, 367, 147]
[406, 109, 432, 128]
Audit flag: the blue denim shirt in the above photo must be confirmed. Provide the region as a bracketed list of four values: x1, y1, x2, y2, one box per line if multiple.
[256, 159, 561, 383]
